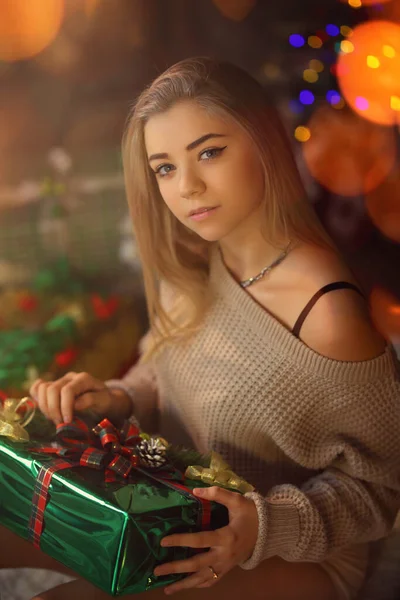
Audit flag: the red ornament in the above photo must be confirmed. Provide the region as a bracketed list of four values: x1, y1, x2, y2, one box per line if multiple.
[91, 295, 120, 320]
[0, 390, 9, 402]
[55, 347, 78, 367]
[18, 293, 38, 312]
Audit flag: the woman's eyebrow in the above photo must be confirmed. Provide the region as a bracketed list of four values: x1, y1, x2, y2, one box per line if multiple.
[148, 133, 227, 162]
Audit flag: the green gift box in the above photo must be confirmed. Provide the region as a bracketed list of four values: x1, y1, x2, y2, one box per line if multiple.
[0, 411, 231, 596]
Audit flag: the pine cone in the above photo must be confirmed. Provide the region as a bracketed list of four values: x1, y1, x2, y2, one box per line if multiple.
[137, 437, 167, 469]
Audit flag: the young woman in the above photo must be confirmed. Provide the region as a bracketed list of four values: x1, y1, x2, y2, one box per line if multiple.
[24, 57, 400, 600]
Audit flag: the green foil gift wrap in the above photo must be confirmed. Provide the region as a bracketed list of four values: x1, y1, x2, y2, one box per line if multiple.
[0, 400, 254, 596]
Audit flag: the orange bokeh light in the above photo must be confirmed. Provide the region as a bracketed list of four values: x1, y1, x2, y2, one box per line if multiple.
[0, 0, 64, 62]
[212, 0, 257, 21]
[366, 167, 400, 242]
[302, 106, 396, 196]
[339, 0, 393, 4]
[370, 287, 400, 339]
[337, 20, 400, 126]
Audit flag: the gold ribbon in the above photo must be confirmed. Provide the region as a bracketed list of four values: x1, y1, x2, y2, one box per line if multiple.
[0, 397, 35, 442]
[185, 451, 255, 494]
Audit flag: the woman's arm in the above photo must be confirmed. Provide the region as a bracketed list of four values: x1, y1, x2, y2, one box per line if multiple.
[242, 300, 400, 568]
[105, 332, 159, 432]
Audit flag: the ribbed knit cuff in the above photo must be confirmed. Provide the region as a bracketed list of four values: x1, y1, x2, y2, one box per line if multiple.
[240, 492, 300, 570]
[104, 379, 140, 428]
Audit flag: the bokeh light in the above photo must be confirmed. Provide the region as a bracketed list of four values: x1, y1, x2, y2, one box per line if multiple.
[308, 35, 323, 48]
[0, 0, 64, 62]
[370, 288, 400, 339]
[391, 95, 400, 110]
[337, 20, 400, 125]
[340, 26, 353, 37]
[383, 44, 396, 58]
[326, 24, 340, 36]
[332, 97, 346, 109]
[294, 126, 311, 142]
[289, 99, 303, 115]
[289, 34, 305, 48]
[299, 90, 315, 105]
[366, 168, 400, 242]
[309, 59, 324, 72]
[303, 69, 319, 83]
[355, 96, 370, 110]
[366, 55, 380, 68]
[340, 40, 355, 53]
[212, 0, 257, 21]
[327, 90, 342, 105]
[302, 105, 397, 196]
[340, 0, 393, 4]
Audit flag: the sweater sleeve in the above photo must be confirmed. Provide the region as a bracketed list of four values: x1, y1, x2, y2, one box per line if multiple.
[240, 370, 400, 568]
[104, 281, 173, 431]
[104, 359, 159, 432]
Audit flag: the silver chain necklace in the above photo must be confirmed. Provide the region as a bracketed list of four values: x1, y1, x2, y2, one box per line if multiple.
[240, 240, 293, 289]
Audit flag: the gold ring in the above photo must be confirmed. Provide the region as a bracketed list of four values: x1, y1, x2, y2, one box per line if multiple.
[208, 566, 219, 580]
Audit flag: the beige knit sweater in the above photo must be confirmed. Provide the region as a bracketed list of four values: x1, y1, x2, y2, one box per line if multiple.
[106, 250, 400, 570]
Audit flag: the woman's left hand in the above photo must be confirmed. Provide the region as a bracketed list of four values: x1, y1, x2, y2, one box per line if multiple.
[153, 486, 259, 595]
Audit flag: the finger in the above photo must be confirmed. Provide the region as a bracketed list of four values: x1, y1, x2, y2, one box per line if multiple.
[164, 570, 211, 596]
[66, 372, 104, 398]
[193, 486, 243, 510]
[197, 579, 221, 588]
[29, 378, 43, 402]
[161, 529, 222, 549]
[37, 382, 50, 420]
[59, 383, 80, 424]
[46, 383, 63, 425]
[154, 551, 214, 577]
[56, 372, 101, 423]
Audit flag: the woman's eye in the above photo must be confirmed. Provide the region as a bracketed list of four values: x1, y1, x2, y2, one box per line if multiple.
[154, 164, 174, 177]
[199, 146, 227, 161]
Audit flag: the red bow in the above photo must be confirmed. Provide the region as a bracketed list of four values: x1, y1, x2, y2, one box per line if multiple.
[37, 417, 142, 483]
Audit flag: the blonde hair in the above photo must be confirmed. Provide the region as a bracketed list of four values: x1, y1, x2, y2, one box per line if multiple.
[122, 57, 335, 359]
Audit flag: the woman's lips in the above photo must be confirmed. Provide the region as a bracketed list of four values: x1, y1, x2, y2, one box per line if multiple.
[188, 206, 219, 221]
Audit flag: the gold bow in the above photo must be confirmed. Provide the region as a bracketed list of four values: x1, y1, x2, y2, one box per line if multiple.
[185, 451, 255, 494]
[0, 397, 35, 442]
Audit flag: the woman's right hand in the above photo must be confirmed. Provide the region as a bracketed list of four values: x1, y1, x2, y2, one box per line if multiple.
[29, 372, 123, 426]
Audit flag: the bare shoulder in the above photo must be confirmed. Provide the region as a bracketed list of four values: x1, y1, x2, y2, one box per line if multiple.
[283, 242, 387, 362]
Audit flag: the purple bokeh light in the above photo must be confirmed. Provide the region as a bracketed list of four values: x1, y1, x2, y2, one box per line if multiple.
[299, 90, 315, 105]
[326, 90, 341, 105]
[289, 34, 305, 48]
[355, 96, 369, 111]
[326, 24, 340, 37]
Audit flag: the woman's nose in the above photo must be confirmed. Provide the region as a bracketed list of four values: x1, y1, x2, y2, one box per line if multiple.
[179, 167, 206, 199]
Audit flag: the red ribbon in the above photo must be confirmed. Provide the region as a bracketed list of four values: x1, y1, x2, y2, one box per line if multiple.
[58, 417, 142, 482]
[28, 417, 211, 548]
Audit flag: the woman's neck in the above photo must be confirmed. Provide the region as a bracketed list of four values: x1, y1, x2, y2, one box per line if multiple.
[218, 232, 292, 284]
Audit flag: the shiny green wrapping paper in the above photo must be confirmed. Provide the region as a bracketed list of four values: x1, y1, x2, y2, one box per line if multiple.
[0, 436, 229, 596]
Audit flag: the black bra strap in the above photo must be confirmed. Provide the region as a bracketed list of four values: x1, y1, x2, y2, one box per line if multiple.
[292, 281, 365, 339]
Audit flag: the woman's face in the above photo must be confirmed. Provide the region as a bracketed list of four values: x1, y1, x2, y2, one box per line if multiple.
[144, 100, 265, 242]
